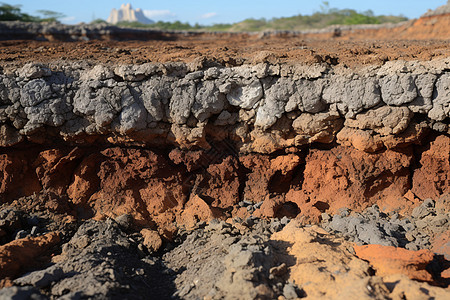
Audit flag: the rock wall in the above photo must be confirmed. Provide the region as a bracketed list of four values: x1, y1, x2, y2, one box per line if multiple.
[0, 60, 449, 234]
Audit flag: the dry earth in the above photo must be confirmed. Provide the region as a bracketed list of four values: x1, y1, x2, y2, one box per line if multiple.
[0, 8, 449, 300]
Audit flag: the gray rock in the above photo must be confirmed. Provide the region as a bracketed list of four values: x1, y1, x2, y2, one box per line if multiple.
[0, 286, 47, 300]
[20, 79, 52, 107]
[226, 79, 263, 110]
[283, 283, 300, 299]
[169, 80, 196, 125]
[30, 226, 38, 236]
[22, 98, 72, 134]
[380, 74, 417, 106]
[118, 88, 147, 133]
[297, 79, 326, 113]
[0, 208, 22, 230]
[15, 265, 65, 288]
[73, 85, 122, 129]
[428, 73, 450, 121]
[412, 199, 435, 219]
[114, 64, 159, 82]
[192, 81, 225, 122]
[323, 76, 381, 116]
[140, 77, 171, 122]
[18, 63, 52, 80]
[80, 65, 114, 81]
[254, 98, 286, 130]
[114, 214, 133, 230]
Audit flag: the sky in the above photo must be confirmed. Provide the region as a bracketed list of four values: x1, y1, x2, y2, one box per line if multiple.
[6, 0, 448, 25]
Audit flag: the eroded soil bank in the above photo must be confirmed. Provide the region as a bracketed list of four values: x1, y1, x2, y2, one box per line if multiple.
[0, 12, 449, 298]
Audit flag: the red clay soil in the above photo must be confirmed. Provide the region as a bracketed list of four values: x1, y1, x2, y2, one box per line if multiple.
[1, 136, 448, 235]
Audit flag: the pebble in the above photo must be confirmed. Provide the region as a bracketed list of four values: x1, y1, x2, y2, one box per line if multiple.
[115, 214, 132, 230]
[283, 283, 299, 299]
[15, 230, 28, 240]
[254, 201, 263, 209]
[280, 216, 290, 225]
[30, 226, 38, 236]
[243, 200, 253, 206]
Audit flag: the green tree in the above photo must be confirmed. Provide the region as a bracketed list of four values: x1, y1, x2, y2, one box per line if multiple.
[0, 3, 37, 21]
[36, 9, 65, 22]
[0, 3, 64, 22]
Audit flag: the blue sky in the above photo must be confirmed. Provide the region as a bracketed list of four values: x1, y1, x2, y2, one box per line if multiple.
[6, 0, 447, 25]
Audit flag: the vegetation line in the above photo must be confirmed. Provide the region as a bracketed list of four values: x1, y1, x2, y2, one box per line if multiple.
[1, 1, 408, 32]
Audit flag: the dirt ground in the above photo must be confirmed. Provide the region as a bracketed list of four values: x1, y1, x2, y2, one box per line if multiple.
[1, 38, 448, 68]
[0, 9, 449, 300]
[0, 9, 448, 69]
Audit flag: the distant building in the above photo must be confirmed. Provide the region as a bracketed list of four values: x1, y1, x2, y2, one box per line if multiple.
[107, 3, 154, 24]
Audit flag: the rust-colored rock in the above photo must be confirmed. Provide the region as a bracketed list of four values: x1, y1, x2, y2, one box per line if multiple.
[412, 136, 450, 200]
[285, 146, 413, 220]
[241, 153, 301, 204]
[178, 195, 223, 229]
[81, 148, 186, 227]
[354, 244, 435, 282]
[67, 153, 101, 206]
[0, 232, 60, 282]
[201, 156, 241, 209]
[34, 148, 84, 196]
[0, 151, 41, 201]
[168, 149, 206, 172]
[140, 229, 163, 252]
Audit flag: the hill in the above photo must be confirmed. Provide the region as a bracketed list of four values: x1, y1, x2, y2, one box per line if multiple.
[113, 3, 408, 32]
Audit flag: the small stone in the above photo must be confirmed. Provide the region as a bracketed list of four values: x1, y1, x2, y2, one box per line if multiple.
[405, 232, 415, 242]
[30, 226, 38, 236]
[243, 217, 255, 227]
[280, 216, 290, 225]
[15, 230, 28, 240]
[140, 229, 163, 253]
[321, 213, 331, 222]
[115, 214, 133, 230]
[243, 200, 253, 206]
[233, 217, 243, 223]
[254, 201, 263, 209]
[135, 268, 145, 276]
[270, 220, 283, 232]
[283, 283, 299, 299]
[339, 207, 350, 217]
[415, 219, 428, 230]
[270, 263, 288, 277]
[431, 215, 448, 227]
[423, 199, 435, 208]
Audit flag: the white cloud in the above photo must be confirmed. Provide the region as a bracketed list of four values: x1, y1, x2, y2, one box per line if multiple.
[200, 12, 218, 19]
[143, 10, 176, 19]
[61, 16, 76, 23]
